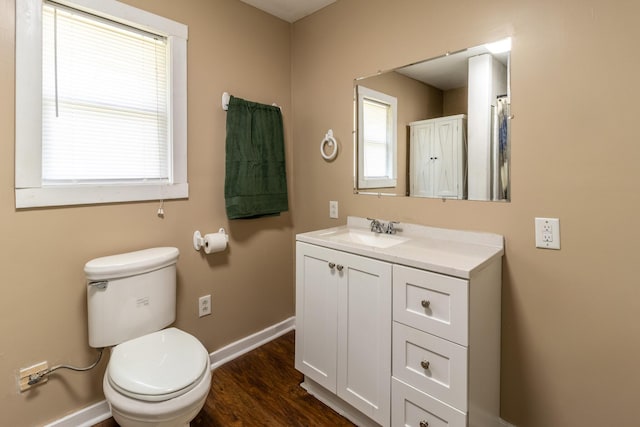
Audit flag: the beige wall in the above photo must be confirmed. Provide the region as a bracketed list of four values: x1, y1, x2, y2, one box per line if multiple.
[443, 86, 468, 116]
[292, 0, 640, 426]
[3, 0, 640, 426]
[0, 0, 293, 425]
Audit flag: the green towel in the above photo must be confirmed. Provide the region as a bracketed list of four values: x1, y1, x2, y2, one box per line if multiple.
[225, 96, 288, 219]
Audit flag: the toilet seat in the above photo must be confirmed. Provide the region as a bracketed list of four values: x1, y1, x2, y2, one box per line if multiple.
[108, 328, 209, 402]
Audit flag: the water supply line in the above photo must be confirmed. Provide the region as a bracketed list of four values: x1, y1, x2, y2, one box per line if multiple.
[27, 348, 104, 386]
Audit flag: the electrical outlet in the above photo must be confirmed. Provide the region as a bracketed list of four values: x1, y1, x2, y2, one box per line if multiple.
[535, 217, 560, 250]
[329, 201, 338, 219]
[18, 361, 49, 392]
[198, 295, 212, 317]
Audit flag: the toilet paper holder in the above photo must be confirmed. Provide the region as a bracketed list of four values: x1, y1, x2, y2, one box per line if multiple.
[193, 228, 228, 251]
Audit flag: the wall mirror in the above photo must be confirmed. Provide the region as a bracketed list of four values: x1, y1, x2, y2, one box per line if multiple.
[353, 37, 511, 201]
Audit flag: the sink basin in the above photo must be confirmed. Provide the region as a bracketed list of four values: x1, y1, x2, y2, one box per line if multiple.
[319, 229, 410, 249]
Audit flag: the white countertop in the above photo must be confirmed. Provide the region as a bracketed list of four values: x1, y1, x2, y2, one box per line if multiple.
[296, 217, 504, 279]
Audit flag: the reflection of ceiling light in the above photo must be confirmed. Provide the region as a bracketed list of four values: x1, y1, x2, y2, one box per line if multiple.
[485, 37, 512, 54]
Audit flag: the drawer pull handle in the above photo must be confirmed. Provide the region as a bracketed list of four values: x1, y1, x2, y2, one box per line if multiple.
[420, 360, 430, 370]
[328, 262, 336, 269]
[421, 299, 431, 308]
[419, 421, 429, 427]
[337, 264, 344, 271]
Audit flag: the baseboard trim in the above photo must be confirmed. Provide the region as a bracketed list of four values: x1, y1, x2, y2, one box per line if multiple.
[43, 401, 111, 427]
[209, 316, 295, 369]
[44, 317, 296, 427]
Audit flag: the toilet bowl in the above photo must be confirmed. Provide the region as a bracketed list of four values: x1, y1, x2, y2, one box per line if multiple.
[103, 328, 211, 427]
[85, 248, 211, 427]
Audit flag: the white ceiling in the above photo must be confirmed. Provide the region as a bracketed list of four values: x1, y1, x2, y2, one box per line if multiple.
[395, 46, 510, 91]
[239, 0, 336, 23]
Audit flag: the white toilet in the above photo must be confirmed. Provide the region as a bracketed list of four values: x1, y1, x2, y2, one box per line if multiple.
[85, 247, 211, 427]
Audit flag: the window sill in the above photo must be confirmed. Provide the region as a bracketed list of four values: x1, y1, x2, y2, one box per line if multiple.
[15, 183, 188, 209]
[357, 179, 397, 189]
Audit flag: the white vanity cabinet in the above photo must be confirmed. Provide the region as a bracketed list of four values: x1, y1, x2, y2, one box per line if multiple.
[296, 217, 504, 427]
[295, 242, 392, 426]
[410, 115, 467, 199]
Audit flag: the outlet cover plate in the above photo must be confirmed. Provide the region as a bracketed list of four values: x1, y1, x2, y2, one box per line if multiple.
[329, 201, 338, 219]
[18, 361, 49, 392]
[535, 217, 560, 249]
[198, 295, 211, 317]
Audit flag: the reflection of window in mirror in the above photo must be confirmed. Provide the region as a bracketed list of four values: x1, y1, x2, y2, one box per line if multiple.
[357, 86, 397, 189]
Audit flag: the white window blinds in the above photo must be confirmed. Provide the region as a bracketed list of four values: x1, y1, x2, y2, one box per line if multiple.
[362, 98, 391, 178]
[42, 2, 170, 184]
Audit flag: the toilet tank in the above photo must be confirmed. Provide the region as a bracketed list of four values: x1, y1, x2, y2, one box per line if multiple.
[85, 247, 180, 348]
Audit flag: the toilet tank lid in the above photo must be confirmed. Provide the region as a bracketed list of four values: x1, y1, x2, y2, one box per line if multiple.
[85, 247, 179, 281]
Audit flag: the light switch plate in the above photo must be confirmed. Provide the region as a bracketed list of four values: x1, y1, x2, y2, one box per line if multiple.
[535, 217, 560, 249]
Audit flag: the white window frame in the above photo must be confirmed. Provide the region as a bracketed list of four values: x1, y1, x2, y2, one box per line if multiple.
[15, 0, 188, 208]
[357, 86, 397, 189]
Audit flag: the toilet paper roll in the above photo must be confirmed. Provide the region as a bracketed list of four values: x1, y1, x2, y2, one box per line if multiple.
[204, 232, 228, 254]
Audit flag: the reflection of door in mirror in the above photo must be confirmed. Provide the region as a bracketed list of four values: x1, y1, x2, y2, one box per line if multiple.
[356, 86, 397, 189]
[410, 115, 467, 199]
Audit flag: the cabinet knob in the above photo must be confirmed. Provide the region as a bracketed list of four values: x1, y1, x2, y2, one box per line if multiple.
[420, 360, 430, 370]
[336, 264, 344, 271]
[421, 299, 431, 308]
[328, 262, 336, 269]
[419, 421, 429, 427]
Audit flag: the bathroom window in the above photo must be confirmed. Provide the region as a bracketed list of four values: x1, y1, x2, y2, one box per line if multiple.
[357, 86, 397, 189]
[15, 0, 188, 208]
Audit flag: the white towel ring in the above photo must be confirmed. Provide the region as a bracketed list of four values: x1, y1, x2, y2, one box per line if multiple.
[320, 129, 338, 161]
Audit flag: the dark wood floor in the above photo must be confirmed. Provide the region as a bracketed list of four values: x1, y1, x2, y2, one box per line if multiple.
[94, 331, 354, 426]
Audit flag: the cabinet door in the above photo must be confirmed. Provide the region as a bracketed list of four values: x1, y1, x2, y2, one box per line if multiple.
[295, 242, 339, 392]
[433, 119, 461, 198]
[410, 123, 435, 197]
[336, 251, 392, 426]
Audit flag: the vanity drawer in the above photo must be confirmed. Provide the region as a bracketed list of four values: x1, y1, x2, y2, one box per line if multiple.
[393, 265, 468, 346]
[392, 377, 466, 427]
[392, 322, 467, 411]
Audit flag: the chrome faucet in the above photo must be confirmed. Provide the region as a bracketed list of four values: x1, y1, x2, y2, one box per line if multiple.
[367, 218, 400, 234]
[384, 221, 400, 235]
[367, 218, 384, 233]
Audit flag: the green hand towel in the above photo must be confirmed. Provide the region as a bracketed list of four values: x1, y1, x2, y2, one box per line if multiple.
[225, 96, 288, 219]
